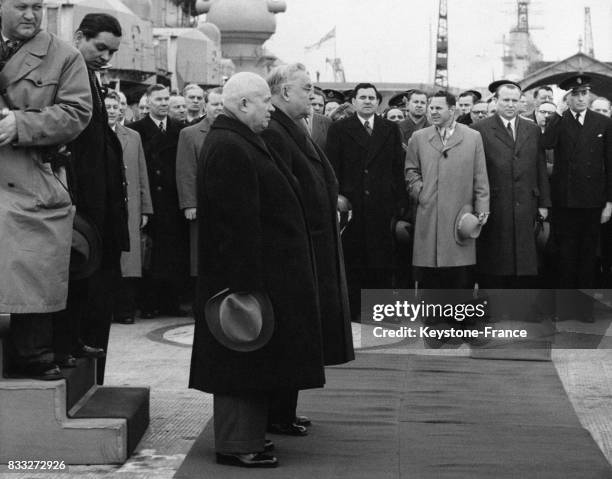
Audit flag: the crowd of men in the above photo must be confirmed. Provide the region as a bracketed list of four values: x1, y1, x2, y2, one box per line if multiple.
[2, 0, 612, 469]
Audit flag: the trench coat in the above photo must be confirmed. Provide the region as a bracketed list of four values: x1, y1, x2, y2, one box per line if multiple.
[471, 115, 551, 276]
[405, 123, 489, 267]
[189, 114, 325, 394]
[128, 116, 189, 280]
[176, 115, 213, 276]
[0, 31, 92, 313]
[325, 114, 406, 269]
[262, 108, 354, 366]
[115, 123, 153, 277]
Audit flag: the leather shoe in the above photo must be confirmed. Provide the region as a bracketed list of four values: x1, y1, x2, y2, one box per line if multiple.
[216, 452, 278, 468]
[295, 415, 311, 427]
[159, 308, 190, 318]
[56, 354, 77, 368]
[140, 310, 156, 319]
[7, 361, 63, 381]
[73, 344, 106, 359]
[267, 423, 308, 436]
[115, 315, 135, 324]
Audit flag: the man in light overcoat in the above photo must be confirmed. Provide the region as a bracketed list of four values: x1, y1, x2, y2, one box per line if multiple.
[0, 0, 92, 379]
[406, 91, 489, 288]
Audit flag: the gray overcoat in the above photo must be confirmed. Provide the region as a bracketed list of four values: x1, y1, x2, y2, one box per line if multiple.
[0, 31, 92, 313]
[405, 123, 489, 268]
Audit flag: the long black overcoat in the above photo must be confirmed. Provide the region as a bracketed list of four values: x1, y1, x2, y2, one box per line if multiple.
[262, 108, 354, 366]
[70, 71, 129, 256]
[325, 114, 406, 269]
[472, 115, 551, 276]
[189, 115, 325, 394]
[129, 116, 189, 280]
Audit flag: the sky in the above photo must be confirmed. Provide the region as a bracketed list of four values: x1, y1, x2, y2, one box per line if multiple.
[264, 0, 612, 88]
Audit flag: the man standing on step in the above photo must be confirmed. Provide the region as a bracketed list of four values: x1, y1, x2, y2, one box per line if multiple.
[0, 0, 92, 380]
[53, 13, 129, 385]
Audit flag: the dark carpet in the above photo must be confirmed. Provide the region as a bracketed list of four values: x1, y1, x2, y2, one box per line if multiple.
[175, 353, 612, 478]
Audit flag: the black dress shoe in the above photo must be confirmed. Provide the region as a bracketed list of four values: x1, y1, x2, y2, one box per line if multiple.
[140, 310, 156, 319]
[216, 452, 278, 468]
[115, 316, 135, 324]
[56, 354, 78, 368]
[295, 415, 311, 427]
[73, 345, 106, 359]
[267, 423, 308, 436]
[7, 361, 63, 381]
[159, 308, 190, 318]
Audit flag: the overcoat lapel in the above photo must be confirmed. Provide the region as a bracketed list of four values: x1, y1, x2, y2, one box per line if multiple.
[492, 115, 516, 150]
[0, 30, 49, 88]
[345, 115, 369, 152]
[272, 109, 322, 165]
[366, 116, 392, 165]
[115, 124, 129, 151]
[514, 117, 531, 153]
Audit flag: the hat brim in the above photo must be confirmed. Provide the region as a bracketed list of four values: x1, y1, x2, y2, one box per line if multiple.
[454, 205, 482, 245]
[205, 289, 275, 352]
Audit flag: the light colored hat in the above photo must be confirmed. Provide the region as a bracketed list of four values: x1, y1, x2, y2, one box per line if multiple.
[454, 205, 483, 245]
[205, 289, 274, 352]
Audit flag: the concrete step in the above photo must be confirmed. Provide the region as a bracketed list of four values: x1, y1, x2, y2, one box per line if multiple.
[0, 379, 127, 464]
[0, 314, 150, 464]
[71, 386, 150, 457]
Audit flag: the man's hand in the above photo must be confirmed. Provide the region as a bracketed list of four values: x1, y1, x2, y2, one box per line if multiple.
[184, 208, 197, 220]
[538, 208, 549, 220]
[140, 215, 149, 229]
[0, 111, 17, 147]
[601, 203, 612, 224]
[475, 212, 489, 226]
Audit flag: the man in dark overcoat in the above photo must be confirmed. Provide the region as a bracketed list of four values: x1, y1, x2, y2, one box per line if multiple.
[326, 82, 406, 320]
[541, 75, 612, 321]
[471, 81, 551, 287]
[129, 84, 189, 318]
[189, 72, 325, 468]
[53, 13, 129, 384]
[262, 63, 354, 435]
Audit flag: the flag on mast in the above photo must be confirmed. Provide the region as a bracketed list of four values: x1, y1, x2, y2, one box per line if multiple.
[305, 27, 336, 51]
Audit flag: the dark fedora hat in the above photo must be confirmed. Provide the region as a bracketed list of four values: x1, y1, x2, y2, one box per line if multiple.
[205, 289, 274, 352]
[70, 212, 102, 280]
[454, 204, 483, 245]
[393, 219, 413, 245]
[534, 218, 550, 253]
[488, 79, 522, 93]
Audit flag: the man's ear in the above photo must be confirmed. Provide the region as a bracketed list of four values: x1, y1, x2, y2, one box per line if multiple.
[238, 97, 249, 112]
[74, 30, 84, 46]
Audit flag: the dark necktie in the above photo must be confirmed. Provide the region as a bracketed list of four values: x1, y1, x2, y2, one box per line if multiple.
[506, 121, 514, 141]
[0, 39, 21, 69]
[364, 119, 372, 136]
[575, 112, 582, 127]
[158, 121, 165, 133]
